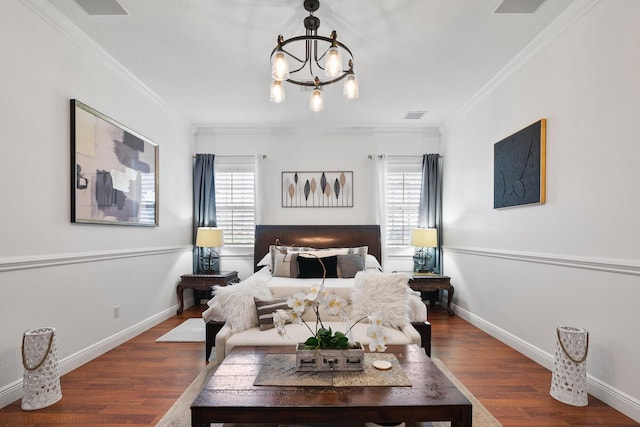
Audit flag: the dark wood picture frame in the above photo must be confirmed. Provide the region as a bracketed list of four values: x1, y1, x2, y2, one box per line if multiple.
[494, 119, 546, 209]
[70, 99, 159, 226]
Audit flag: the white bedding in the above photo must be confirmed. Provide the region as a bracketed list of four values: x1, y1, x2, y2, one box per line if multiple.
[254, 266, 357, 300]
[202, 266, 427, 324]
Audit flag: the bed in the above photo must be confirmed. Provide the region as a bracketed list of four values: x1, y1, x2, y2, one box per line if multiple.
[203, 224, 431, 362]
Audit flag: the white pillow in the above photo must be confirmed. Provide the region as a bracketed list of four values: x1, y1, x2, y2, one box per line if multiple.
[297, 249, 342, 258]
[365, 254, 383, 271]
[257, 253, 271, 268]
[273, 253, 298, 277]
[350, 271, 411, 328]
[210, 278, 272, 333]
[269, 245, 314, 272]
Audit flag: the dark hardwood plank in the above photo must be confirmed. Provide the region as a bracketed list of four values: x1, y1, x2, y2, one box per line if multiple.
[0, 304, 637, 426]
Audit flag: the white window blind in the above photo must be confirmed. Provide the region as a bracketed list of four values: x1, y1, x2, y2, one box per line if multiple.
[385, 157, 422, 246]
[215, 157, 256, 246]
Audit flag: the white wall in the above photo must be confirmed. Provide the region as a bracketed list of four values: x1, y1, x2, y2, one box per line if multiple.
[441, 0, 640, 421]
[0, 1, 193, 407]
[195, 128, 442, 278]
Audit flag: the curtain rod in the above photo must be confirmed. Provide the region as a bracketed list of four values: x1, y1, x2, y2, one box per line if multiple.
[367, 154, 442, 159]
[192, 154, 266, 159]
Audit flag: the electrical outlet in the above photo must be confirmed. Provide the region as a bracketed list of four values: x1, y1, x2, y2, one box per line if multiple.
[113, 306, 120, 319]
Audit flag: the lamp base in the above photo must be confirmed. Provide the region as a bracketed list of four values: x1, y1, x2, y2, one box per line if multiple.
[198, 251, 220, 275]
[413, 249, 432, 273]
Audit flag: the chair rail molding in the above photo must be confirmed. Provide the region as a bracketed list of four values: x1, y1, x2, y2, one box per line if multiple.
[444, 246, 640, 277]
[0, 246, 191, 272]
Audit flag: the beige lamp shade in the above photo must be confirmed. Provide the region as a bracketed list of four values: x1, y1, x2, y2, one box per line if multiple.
[196, 227, 224, 248]
[410, 228, 438, 248]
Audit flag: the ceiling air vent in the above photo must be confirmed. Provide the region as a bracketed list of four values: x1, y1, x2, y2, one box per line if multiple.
[403, 111, 426, 120]
[494, 0, 546, 14]
[75, 0, 128, 15]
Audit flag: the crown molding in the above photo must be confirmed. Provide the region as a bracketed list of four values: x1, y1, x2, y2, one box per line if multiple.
[194, 126, 441, 138]
[19, 0, 191, 129]
[442, 0, 601, 130]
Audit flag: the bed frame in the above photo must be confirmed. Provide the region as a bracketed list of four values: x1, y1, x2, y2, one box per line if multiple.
[253, 224, 382, 271]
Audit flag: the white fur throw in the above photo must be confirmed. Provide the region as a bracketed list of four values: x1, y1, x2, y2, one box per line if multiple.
[350, 271, 411, 328]
[210, 278, 272, 333]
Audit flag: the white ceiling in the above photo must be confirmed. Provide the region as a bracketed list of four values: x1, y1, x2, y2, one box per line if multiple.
[42, 0, 575, 130]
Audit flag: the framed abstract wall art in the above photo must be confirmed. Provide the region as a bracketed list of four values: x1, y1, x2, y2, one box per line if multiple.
[70, 99, 159, 226]
[282, 171, 353, 208]
[494, 118, 546, 209]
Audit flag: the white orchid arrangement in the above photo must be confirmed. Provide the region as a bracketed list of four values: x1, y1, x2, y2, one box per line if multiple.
[273, 281, 392, 352]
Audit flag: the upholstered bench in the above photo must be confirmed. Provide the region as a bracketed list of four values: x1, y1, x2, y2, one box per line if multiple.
[205, 319, 431, 363]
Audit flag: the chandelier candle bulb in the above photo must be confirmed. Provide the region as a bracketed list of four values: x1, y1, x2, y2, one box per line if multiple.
[310, 87, 324, 112]
[343, 73, 359, 99]
[270, 80, 285, 103]
[271, 51, 289, 81]
[325, 45, 342, 78]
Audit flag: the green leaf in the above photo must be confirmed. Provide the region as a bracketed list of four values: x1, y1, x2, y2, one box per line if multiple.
[335, 335, 349, 349]
[304, 337, 319, 348]
[317, 328, 332, 339]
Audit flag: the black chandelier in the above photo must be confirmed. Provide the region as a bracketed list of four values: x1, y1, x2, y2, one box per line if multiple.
[270, 0, 359, 112]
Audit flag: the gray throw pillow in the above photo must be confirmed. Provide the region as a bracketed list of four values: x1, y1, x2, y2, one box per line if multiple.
[337, 254, 365, 278]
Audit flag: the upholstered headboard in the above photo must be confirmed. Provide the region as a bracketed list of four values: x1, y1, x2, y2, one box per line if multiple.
[253, 225, 381, 272]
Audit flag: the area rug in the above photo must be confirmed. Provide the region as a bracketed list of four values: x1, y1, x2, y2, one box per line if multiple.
[156, 358, 502, 427]
[156, 361, 218, 427]
[431, 358, 503, 427]
[155, 318, 205, 342]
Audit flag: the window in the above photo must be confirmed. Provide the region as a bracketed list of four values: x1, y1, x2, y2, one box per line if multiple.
[215, 157, 256, 246]
[385, 157, 422, 246]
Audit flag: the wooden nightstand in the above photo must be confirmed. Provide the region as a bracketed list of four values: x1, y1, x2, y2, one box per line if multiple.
[176, 271, 239, 314]
[406, 273, 455, 316]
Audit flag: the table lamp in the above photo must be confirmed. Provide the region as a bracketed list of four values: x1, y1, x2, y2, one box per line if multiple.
[410, 228, 437, 272]
[196, 227, 224, 274]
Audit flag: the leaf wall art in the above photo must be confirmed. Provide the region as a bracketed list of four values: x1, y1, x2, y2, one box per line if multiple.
[282, 171, 353, 208]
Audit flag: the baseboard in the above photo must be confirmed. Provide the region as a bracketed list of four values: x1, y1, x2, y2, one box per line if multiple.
[0, 303, 182, 409]
[451, 303, 640, 423]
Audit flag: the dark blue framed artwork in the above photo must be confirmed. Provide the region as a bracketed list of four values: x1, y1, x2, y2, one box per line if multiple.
[494, 119, 546, 209]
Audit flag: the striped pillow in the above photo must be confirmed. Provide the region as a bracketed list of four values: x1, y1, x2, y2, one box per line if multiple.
[254, 297, 290, 331]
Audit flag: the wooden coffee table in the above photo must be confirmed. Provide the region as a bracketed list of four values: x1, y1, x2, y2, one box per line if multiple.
[191, 345, 472, 427]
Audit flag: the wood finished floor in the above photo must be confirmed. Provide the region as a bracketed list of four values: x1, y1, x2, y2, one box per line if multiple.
[0, 304, 637, 426]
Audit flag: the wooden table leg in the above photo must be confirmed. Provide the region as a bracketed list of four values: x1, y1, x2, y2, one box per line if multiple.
[446, 284, 455, 316]
[191, 409, 204, 427]
[205, 321, 225, 362]
[176, 284, 185, 314]
[412, 321, 432, 356]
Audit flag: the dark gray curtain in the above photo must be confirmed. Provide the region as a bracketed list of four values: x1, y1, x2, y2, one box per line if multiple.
[418, 153, 443, 273]
[193, 154, 217, 274]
